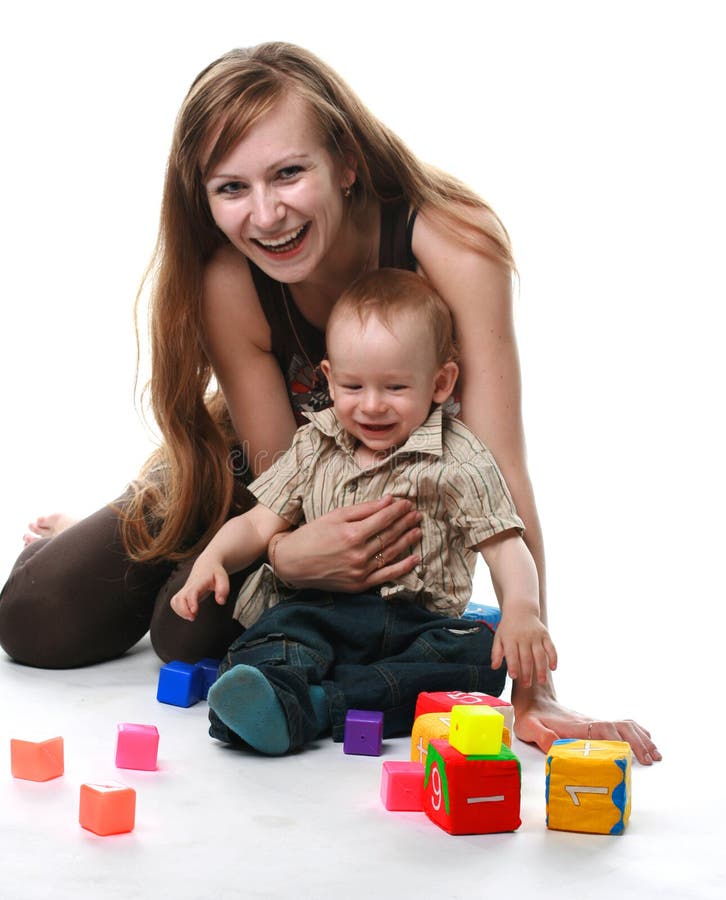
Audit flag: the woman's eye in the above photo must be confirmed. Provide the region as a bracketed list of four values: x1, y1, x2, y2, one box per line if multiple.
[215, 181, 245, 196]
[278, 166, 303, 180]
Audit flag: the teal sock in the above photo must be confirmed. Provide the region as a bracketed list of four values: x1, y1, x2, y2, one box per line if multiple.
[309, 685, 331, 735]
[207, 665, 290, 755]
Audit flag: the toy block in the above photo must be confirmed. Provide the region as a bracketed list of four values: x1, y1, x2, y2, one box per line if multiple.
[156, 660, 205, 707]
[424, 739, 521, 835]
[343, 709, 384, 756]
[545, 739, 632, 835]
[449, 705, 504, 756]
[79, 782, 136, 836]
[115, 723, 159, 771]
[411, 712, 511, 764]
[414, 691, 514, 734]
[194, 658, 221, 700]
[461, 601, 502, 629]
[411, 712, 452, 763]
[10, 737, 64, 781]
[380, 761, 425, 811]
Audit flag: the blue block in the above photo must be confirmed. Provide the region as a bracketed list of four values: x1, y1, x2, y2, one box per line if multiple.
[156, 661, 205, 707]
[194, 658, 221, 700]
[460, 602, 502, 629]
[344, 709, 384, 756]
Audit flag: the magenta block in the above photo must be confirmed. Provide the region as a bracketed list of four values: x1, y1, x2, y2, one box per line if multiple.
[343, 709, 384, 756]
[380, 761, 425, 810]
[115, 723, 159, 771]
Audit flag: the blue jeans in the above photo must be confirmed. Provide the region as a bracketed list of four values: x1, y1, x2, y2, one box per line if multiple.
[208, 591, 506, 751]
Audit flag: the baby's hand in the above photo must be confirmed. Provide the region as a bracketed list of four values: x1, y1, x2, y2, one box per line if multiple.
[169, 560, 230, 622]
[491, 613, 557, 687]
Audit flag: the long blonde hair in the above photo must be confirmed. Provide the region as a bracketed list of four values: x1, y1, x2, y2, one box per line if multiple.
[122, 41, 514, 562]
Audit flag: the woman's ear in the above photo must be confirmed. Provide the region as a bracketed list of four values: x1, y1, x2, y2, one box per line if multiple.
[320, 359, 335, 399]
[432, 361, 459, 404]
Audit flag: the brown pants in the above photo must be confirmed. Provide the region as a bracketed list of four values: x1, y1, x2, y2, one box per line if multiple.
[0, 499, 247, 669]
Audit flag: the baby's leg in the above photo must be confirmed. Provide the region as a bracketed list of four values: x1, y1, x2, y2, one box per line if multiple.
[208, 594, 337, 753]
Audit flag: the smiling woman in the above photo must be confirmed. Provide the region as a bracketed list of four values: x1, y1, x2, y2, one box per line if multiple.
[0, 41, 660, 766]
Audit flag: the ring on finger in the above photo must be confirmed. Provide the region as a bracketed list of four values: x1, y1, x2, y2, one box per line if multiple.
[374, 552, 385, 569]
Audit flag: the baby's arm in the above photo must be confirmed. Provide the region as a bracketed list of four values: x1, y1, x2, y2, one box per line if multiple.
[477, 529, 558, 687]
[170, 504, 291, 622]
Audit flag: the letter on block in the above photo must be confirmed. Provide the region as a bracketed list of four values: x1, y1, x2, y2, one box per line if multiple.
[424, 739, 521, 835]
[156, 660, 205, 707]
[10, 736, 64, 782]
[414, 691, 514, 734]
[79, 782, 136, 836]
[545, 739, 632, 835]
[194, 658, 221, 700]
[343, 709, 384, 756]
[449, 705, 504, 756]
[115, 723, 160, 771]
[380, 761, 425, 811]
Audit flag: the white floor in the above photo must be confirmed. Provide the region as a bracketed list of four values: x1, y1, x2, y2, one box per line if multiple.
[0, 634, 721, 900]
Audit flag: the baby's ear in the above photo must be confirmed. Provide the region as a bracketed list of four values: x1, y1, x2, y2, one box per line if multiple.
[432, 361, 459, 404]
[320, 359, 335, 399]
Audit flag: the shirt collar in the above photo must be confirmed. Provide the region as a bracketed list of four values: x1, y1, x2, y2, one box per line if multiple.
[303, 405, 445, 462]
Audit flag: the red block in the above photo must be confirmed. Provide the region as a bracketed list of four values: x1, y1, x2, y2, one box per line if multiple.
[380, 761, 425, 811]
[79, 782, 136, 836]
[10, 737, 64, 782]
[423, 739, 521, 835]
[414, 691, 513, 733]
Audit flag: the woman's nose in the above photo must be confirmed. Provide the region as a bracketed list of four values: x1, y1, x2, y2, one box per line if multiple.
[250, 187, 284, 229]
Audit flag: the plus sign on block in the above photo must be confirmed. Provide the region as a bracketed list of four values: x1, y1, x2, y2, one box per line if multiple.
[545, 739, 632, 835]
[414, 691, 513, 735]
[424, 739, 521, 835]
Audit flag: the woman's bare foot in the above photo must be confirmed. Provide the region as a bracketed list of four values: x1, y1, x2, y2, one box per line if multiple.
[23, 513, 78, 545]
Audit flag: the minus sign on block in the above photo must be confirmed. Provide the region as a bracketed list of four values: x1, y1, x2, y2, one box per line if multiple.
[466, 795, 505, 804]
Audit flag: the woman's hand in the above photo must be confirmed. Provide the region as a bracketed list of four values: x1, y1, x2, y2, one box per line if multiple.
[272, 495, 423, 592]
[512, 688, 662, 766]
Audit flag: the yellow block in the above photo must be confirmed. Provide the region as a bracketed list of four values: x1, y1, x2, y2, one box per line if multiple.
[545, 739, 632, 835]
[449, 705, 504, 756]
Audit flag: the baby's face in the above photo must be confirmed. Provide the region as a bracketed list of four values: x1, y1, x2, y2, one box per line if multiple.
[321, 311, 454, 454]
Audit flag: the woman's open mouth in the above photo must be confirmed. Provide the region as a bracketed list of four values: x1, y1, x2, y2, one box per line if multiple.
[253, 223, 310, 257]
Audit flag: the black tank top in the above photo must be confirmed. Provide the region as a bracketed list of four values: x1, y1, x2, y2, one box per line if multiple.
[249, 199, 418, 425]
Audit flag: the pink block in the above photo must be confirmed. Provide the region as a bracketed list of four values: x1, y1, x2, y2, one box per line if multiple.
[115, 723, 159, 771]
[380, 761, 425, 811]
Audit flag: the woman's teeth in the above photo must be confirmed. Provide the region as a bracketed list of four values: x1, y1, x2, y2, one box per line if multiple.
[256, 224, 307, 251]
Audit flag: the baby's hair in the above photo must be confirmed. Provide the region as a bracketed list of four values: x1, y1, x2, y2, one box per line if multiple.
[327, 269, 458, 366]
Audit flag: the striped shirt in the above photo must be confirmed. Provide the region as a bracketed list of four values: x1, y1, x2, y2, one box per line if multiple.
[232, 406, 523, 625]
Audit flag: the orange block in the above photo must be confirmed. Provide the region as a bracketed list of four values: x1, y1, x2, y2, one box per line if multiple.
[79, 782, 136, 836]
[10, 737, 64, 781]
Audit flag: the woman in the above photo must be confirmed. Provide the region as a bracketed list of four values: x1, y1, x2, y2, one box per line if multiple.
[0, 42, 659, 765]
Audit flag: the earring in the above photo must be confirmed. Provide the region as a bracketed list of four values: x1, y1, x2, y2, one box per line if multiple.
[343, 184, 353, 199]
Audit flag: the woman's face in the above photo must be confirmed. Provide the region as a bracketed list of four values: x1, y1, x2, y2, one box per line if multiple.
[204, 93, 355, 284]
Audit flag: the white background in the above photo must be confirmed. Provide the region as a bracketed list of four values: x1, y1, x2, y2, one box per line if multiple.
[1, 3, 725, 897]
[1, 0, 724, 727]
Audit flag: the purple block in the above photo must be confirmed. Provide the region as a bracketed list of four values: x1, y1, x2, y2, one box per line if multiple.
[156, 661, 205, 707]
[194, 658, 221, 700]
[343, 709, 384, 756]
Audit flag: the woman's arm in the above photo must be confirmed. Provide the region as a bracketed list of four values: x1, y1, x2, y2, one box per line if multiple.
[201, 246, 422, 590]
[413, 209, 660, 765]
